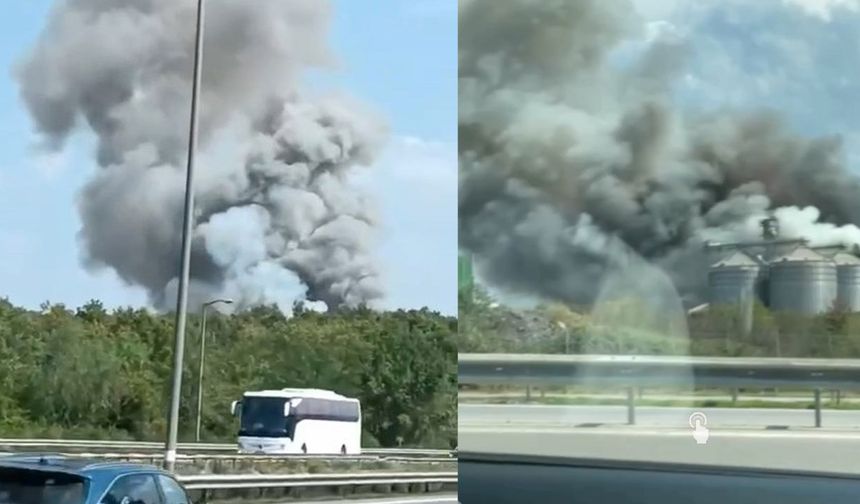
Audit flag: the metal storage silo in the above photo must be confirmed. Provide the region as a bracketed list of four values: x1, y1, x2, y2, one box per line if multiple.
[835, 252, 860, 312]
[768, 247, 837, 315]
[709, 251, 761, 305]
[709, 251, 760, 334]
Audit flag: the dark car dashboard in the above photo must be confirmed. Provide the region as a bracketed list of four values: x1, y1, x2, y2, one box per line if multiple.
[459, 452, 860, 504]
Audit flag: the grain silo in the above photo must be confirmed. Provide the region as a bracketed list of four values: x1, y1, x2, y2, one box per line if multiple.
[768, 247, 837, 315]
[708, 251, 760, 334]
[709, 251, 761, 304]
[835, 252, 860, 312]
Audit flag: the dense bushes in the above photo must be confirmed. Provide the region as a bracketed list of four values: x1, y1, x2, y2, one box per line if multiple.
[0, 299, 457, 448]
[460, 287, 860, 359]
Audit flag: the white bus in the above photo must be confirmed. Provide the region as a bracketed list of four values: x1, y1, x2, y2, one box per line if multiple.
[231, 388, 361, 455]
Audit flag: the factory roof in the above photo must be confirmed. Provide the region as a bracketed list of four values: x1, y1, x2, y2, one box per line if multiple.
[771, 246, 829, 263]
[834, 252, 860, 265]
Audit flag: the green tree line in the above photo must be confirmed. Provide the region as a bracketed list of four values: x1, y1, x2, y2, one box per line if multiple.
[0, 299, 457, 449]
[460, 287, 860, 358]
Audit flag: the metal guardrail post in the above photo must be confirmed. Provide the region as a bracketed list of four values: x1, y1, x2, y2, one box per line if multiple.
[814, 388, 822, 428]
[626, 387, 635, 425]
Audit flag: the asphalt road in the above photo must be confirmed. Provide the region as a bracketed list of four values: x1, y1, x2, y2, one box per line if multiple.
[459, 425, 860, 476]
[459, 403, 860, 429]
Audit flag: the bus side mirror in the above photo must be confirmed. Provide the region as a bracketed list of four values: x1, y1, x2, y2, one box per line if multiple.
[231, 400, 240, 416]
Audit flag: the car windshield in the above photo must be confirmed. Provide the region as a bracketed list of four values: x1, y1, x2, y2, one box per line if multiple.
[459, 0, 860, 476]
[239, 396, 289, 437]
[0, 468, 85, 504]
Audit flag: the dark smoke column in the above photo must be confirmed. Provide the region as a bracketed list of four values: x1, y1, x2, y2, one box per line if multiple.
[17, 0, 386, 312]
[459, 0, 860, 308]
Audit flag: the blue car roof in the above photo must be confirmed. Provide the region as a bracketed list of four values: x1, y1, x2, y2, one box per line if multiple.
[0, 454, 181, 502]
[0, 454, 163, 479]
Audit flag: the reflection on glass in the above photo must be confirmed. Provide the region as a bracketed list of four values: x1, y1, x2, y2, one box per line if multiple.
[459, 0, 860, 470]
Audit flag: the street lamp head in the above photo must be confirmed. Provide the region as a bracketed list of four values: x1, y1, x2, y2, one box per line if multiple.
[204, 298, 234, 307]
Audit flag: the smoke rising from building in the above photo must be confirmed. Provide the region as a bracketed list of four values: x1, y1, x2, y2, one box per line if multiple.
[17, 0, 386, 311]
[459, 0, 860, 307]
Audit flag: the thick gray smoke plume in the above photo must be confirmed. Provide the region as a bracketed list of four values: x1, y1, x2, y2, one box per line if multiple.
[18, 0, 386, 311]
[459, 0, 860, 308]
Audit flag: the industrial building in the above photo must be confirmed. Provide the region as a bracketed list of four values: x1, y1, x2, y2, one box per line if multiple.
[706, 217, 860, 318]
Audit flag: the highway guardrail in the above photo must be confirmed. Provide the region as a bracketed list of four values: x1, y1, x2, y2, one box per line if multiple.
[459, 353, 860, 427]
[176, 471, 457, 502]
[0, 439, 453, 457]
[0, 451, 455, 466]
[0, 439, 233, 452]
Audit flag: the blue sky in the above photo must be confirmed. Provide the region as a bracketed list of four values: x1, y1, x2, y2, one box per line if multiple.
[630, 0, 860, 166]
[0, 0, 457, 314]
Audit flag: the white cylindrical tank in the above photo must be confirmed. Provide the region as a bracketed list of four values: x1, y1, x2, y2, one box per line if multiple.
[709, 251, 761, 306]
[835, 252, 860, 312]
[768, 247, 837, 315]
[709, 251, 760, 334]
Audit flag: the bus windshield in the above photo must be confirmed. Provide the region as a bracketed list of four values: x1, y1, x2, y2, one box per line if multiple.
[239, 396, 289, 438]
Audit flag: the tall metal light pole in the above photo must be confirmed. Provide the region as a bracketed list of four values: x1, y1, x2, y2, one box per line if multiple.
[165, 0, 205, 473]
[195, 298, 233, 442]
